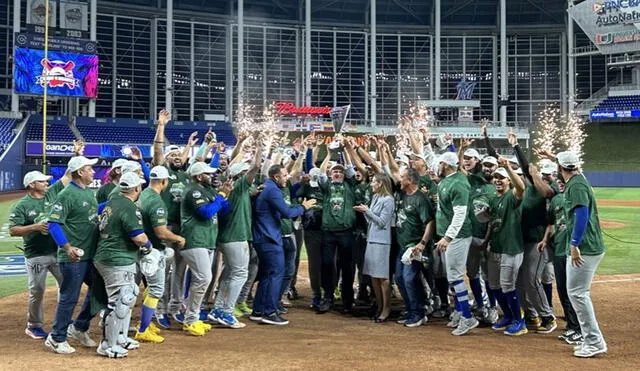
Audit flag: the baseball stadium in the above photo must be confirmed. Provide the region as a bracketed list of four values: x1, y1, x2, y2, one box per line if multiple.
[0, 0, 639, 369]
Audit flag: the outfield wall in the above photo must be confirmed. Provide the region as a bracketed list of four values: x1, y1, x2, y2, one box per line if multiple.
[584, 172, 640, 187]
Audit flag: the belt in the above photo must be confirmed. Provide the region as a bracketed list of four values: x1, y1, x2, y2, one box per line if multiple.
[283, 234, 293, 238]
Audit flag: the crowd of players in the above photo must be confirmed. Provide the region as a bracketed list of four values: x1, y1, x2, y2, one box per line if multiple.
[9, 111, 607, 359]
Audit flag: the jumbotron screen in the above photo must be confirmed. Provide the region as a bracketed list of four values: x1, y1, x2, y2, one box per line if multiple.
[13, 47, 98, 98]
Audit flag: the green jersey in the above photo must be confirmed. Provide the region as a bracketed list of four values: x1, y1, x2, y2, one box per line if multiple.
[321, 179, 356, 232]
[436, 172, 472, 239]
[354, 182, 372, 231]
[521, 186, 548, 243]
[419, 175, 439, 204]
[396, 190, 434, 251]
[96, 182, 116, 204]
[547, 193, 568, 257]
[160, 165, 190, 228]
[181, 183, 219, 250]
[468, 173, 496, 238]
[280, 183, 294, 235]
[8, 181, 65, 259]
[564, 174, 605, 256]
[48, 182, 98, 263]
[489, 191, 524, 255]
[218, 176, 253, 243]
[138, 187, 169, 251]
[94, 193, 144, 266]
[297, 183, 324, 231]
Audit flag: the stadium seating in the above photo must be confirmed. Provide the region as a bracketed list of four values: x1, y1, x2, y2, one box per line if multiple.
[0, 118, 17, 157]
[594, 95, 640, 111]
[26, 117, 77, 142]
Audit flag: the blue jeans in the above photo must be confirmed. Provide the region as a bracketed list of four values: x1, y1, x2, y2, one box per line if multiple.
[279, 236, 297, 299]
[51, 261, 94, 342]
[253, 243, 284, 316]
[395, 254, 425, 322]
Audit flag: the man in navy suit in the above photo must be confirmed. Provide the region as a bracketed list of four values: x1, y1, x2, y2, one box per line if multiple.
[250, 165, 316, 325]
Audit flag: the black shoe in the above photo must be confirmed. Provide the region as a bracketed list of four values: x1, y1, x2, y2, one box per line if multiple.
[277, 305, 289, 315]
[249, 311, 263, 322]
[261, 313, 289, 326]
[317, 299, 332, 314]
[341, 305, 353, 315]
[287, 287, 299, 300]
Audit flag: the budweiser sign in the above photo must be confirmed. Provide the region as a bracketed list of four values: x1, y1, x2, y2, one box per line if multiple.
[275, 102, 332, 115]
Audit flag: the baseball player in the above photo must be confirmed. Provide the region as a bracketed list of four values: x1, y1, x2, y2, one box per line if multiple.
[179, 162, 231, 336]
[134, 166, 186, 343]
[484, 160, 527, 336]
[556, 151, 607, 358]
[434, 151, 479, 336]
[9, 170, 73, 339]
[96, 159, 128, 203]
[94, 172, 151, 358]
[45, 156, 100, 355]
[458, 141, 498, 324]
[152, 110, 191, 326]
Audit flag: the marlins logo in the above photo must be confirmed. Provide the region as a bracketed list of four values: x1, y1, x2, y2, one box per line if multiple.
[593, 2, 605, 14]
[37, 59, 80, 90]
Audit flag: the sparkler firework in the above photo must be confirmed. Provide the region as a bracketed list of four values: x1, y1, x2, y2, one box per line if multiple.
[533, 105, 587, 165]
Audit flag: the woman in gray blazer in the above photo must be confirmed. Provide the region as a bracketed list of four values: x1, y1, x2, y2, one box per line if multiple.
[354, 174, 395, 322]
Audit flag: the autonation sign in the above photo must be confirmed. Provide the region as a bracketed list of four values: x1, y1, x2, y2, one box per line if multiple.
[590, 109, 640, 119]
[570, 0, 640, 54]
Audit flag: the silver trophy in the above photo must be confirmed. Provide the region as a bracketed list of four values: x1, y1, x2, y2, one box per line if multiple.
[328, 104, 351, 150]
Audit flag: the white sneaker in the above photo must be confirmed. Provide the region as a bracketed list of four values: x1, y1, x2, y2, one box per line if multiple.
[97, 341, 129, 358]
[119, 337, 140, 350]
[574, 343, 607, 358]
[404, 317, 425, 328]
[487, 307, 499, 324]
[44, 334, 76, 354]
[67, 324, 97, 347]
[452, 317, 479, 336]
[446, 311, 461, 328]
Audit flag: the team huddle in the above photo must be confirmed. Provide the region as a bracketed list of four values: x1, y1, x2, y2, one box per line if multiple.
[9, 111, 607, 359]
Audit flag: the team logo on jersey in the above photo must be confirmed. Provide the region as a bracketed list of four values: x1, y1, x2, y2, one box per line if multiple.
[156, 208, 166, 216]
[28, 210, 37, 217]
[82, 201, 89, 207]
[192, 191, 202, 199]
[52, 204, 63, 212]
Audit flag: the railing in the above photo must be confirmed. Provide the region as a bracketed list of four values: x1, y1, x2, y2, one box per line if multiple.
[574, 85, 610, 115]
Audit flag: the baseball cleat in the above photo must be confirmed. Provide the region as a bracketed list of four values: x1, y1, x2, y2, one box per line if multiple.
[97, 341, 128, 358]
[25, 327, 48, 339]
[574, 343, 607, 358]
[526, 316, 542, 330]
[446, 311, 461, 328]
[236, 302, 252, 315]
[558, 329, 575, 341]
[486, 307, 499, 325]
[207, 308, 224, 323]
[155, 314, 171, 329]
[120, 337, 140, 350]
[67, 324, 97, 347]
[44, 334, 76, 355]
[565, 332, 584, 345]
[233, 305, 245, 318]
[196, 320, 212, 332]
[172, 312, 185, 324]
[504, 319, 528, 336]
[537, 316, 557, 334]
[199, 309, 209, 321]
[452, 317, 479, 336]
[218, 313, 247, 329]
[183, 322, 205, 336]
[148, 322, 162, 335]
[134, 328, 165, 343]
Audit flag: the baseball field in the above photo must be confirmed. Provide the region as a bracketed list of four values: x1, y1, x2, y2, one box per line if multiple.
[0, 188, 638, 369]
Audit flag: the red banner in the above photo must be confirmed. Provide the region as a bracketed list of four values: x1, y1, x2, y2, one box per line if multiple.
[275, 102, 332, 116]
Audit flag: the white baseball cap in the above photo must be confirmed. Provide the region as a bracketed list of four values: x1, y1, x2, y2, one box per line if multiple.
[330, 163, 345, 171]
[463, 148, 481, 159]
[508, 156, 520, 166]
[482, 156, 498, 167]
[188, 162, 217, 177]
[540, 163, 557, 175]
[228, 163, 251, 179]
[438, 152, 459, 168]
[111, 158, 128, 170]
[23, 171, 52, 188]
[515, 167, 523, 175]
[121, 161, 142, 174]
[149, 166, 170, 180]
[395, 154, 410, 165]
[164, 145, 181, 157]
[119, 172, 146, 189]
[68, 156, 98, 173]
[493, 167, 509, 179]
[309, 168, 323, 187]
[557, 151, 581, 170]
[409, 152, 427, 162]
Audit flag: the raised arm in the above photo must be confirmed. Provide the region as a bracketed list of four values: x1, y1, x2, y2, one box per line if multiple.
[152, 110, 170, 166]
[481, 119, 498, 159]
[500, 156, 525, 200]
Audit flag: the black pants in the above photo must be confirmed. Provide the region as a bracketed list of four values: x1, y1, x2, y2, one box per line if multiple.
[321, 230, 356, 308]
[290, 227, 304, 290]
[304, 230, 324, 300]
[354, 230, 371, 297]
[553, 255, 580, 332]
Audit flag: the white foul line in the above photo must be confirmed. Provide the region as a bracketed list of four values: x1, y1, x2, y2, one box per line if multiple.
[592, 278, 640, 284]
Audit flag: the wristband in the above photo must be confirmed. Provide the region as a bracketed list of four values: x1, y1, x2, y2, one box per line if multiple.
[218, 191, 228, 198]
[139, 240, 152, 255]
[420, 239, 427, 246]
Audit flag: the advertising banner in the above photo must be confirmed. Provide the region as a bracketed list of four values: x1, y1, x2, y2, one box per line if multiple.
[590, 109, 640, 119]
[13, 47, 98, 98]
[569, 0, 640, 54]
[26, 142, 153, 158]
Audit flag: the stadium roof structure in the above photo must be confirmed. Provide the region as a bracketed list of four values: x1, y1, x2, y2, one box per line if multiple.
[102, 0, 568, 28]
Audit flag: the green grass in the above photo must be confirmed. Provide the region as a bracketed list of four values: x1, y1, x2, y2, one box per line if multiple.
[583, 124, 640, 171]
[593, 187, 640, 200]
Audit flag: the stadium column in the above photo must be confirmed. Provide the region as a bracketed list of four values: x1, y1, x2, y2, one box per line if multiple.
[166, 0, 173, 111]
[89, 0, 97, 117]
[238, 0, 244, 108]
[11, 0, 20, 113]
[434, 0, 441, 101]
[370, 0, 376, 127]
[567, 0, 576, 111]
[499, 0, 507, 125]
